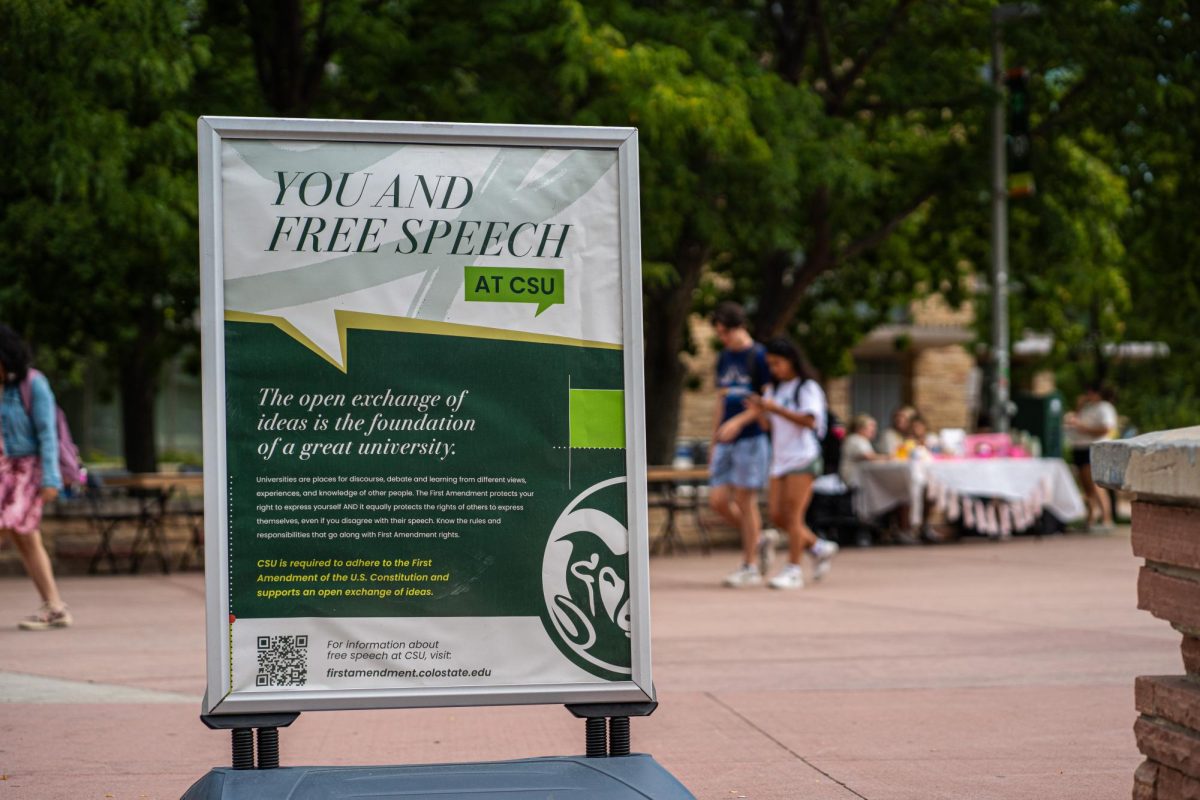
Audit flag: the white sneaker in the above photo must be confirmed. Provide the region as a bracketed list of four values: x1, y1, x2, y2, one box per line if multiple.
[768, 565, 805, 590]
[757, 528, 780, 576]
[723, 564, 763, 588]
[810, 539, 840, 581]
[18, 603, 72, 630]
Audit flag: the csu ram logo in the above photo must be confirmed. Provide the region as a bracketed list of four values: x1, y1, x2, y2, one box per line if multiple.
[541, 477, 632, 679]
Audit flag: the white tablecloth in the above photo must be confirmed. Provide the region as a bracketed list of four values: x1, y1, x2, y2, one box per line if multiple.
[854, 461, 922, 520]
[855, 458, 1086, 531]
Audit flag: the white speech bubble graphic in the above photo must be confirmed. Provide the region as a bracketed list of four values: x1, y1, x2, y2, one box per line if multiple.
[220, 140, 623, 369]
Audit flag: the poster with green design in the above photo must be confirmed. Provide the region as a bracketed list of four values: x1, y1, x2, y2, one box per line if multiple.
[198, 118, 653, 715]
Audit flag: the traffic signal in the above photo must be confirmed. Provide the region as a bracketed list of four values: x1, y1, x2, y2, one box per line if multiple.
[1006, 68, 1034, 198]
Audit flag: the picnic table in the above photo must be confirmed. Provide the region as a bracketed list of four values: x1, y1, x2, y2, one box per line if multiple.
[84, 472, 204, 574]
[645, 466, 711, 555]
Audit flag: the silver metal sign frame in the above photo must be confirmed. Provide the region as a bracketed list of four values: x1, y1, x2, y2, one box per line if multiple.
[198, 116, 653, 714]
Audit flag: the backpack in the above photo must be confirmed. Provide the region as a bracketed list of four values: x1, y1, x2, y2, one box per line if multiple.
[789, 380, 845, 476]
[821, 408, 846, 477]
[18, 369, 86, 488]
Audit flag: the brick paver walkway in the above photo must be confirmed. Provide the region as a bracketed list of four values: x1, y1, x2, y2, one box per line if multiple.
[0, 529, 1176, 799]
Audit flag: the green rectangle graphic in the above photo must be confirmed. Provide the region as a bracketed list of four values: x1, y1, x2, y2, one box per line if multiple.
[569, 389, 625, 449]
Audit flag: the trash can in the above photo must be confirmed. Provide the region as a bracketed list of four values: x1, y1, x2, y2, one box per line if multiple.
[1013, 392, 1065, 459]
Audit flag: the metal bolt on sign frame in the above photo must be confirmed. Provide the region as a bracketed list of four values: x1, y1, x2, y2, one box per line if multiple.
[201, 713, 299, 770]
[230, 729, 253, 770]
[256, 727, 281, 769]
[566, 702, 658, 757]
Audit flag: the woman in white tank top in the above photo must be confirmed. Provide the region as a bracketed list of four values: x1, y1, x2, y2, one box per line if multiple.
[745, 337, 839, 590]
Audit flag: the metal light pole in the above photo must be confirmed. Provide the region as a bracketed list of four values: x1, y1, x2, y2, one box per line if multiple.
[988, 3, 1039, 433]
[989, 14, 1009, 432]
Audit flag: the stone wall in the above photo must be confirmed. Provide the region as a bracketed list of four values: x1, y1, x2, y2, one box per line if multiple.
[911, 345, 976, 431]
[1094, 428, 1200, 800]
[911, 292, 975, 329]
[825, 376, 851, 421]
[908, 291, 977, 430]
[677, 315, 720, 446]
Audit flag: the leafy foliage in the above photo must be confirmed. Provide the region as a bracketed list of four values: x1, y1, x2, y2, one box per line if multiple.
[995, 1, 1197, 429]
[0, 0, 206, 469]
[1, 0, 1196, 467]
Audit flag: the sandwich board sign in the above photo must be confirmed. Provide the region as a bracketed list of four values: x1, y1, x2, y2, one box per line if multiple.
[197, 117, 653, 716]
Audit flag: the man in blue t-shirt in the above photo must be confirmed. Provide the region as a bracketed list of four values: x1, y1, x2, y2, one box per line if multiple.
[708, 302, 771, 587]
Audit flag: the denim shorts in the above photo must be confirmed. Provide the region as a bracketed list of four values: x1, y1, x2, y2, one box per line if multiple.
[710, 435, 770, 490]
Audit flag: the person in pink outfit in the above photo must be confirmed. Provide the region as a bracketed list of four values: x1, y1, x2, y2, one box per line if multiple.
[0, 324, 71, 630]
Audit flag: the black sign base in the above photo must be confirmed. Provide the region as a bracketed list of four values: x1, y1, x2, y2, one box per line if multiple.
[180, 754, 695, 799]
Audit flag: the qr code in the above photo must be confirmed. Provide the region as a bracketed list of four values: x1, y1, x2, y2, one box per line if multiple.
[256, 635, 308, 687]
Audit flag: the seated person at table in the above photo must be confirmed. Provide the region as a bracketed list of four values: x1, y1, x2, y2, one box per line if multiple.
[843, 415, 926, 544]
[840, 414, 885, 489]
[881, 406, 915, 457]
[897, 415, 938, 459]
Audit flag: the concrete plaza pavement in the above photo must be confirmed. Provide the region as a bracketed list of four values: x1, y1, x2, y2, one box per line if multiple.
[0, 528, 1179, 799]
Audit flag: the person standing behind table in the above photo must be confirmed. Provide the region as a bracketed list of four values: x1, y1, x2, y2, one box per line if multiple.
[897, 415, 936, 460]
[881, 406, 916, 457]
[0, 324, 71, 630]
[840, 414, 885, 489]
[708, 302, 772, 588]
[744, 337, 840, 590]
[1065, 384, 1119, 531]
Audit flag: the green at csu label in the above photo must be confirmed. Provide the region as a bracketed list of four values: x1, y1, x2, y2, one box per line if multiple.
[464, 266, 564, 316]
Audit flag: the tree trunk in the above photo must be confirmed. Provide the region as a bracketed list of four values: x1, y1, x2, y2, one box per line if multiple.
[757, 186, 833, 337]
[119, 351, 159, 473]
[244, 0, 334, 116]
[752, 248, 792, 341]
[643, 242, 707, 465]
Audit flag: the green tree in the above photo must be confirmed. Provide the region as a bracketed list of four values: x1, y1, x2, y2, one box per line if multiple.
[195, 0, 352, 116]
[1094, 3, 1198, 431]
[740, 0, 1193, 445]
[556, 2, 792, 462]
[0, 0, 206, 471]
[216, 0, 792, 462]
[5, 0, 1192, 472]
[741, 0, 992, 355]
[982, 1, 1195, 430]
